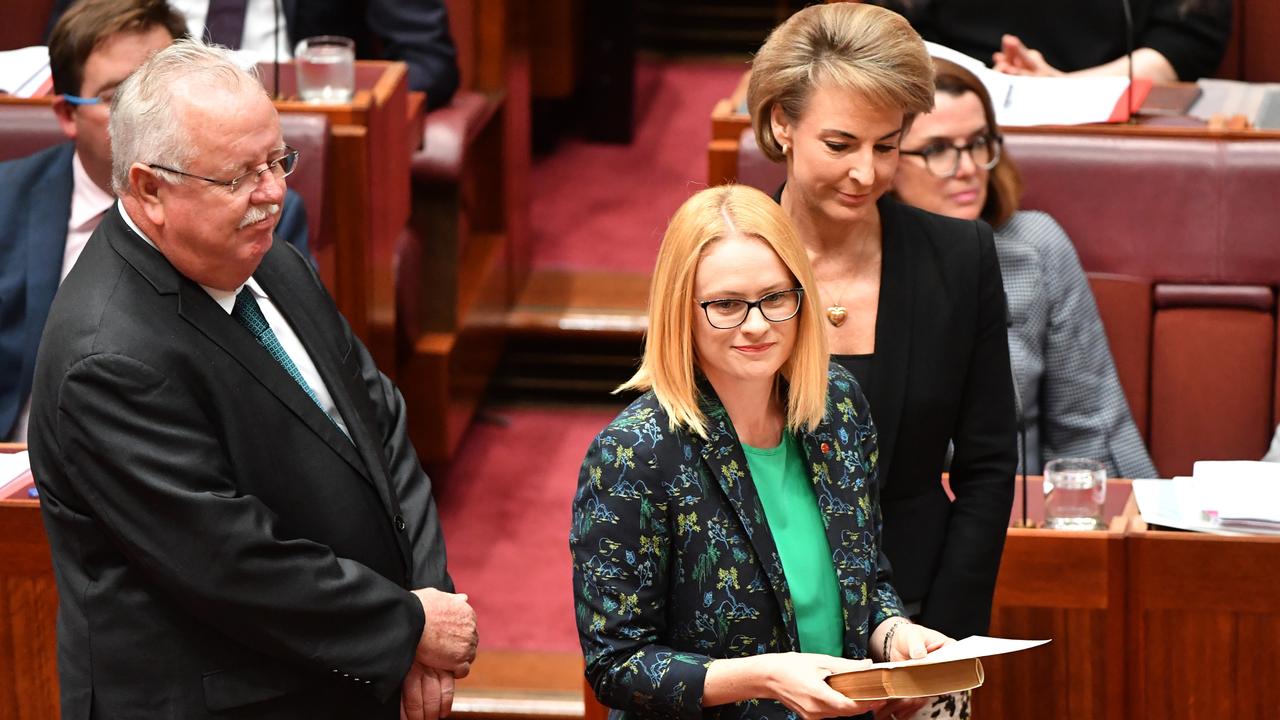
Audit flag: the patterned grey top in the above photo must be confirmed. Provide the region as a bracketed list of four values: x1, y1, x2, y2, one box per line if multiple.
[995, 210, 1159, 478]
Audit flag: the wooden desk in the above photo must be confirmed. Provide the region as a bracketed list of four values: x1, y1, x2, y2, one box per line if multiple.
[0, 443, 57, 719]
[975, 477, 1131, 720]
[1125, 511, 1280, 719]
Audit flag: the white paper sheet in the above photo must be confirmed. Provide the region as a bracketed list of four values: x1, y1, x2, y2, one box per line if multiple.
[0, 46, 51, 97]
[1133, 477, 1280, 535]
[0, 451, 32, 495]
[924, 41, 1134, 127]
[857, 635, 1050, 671]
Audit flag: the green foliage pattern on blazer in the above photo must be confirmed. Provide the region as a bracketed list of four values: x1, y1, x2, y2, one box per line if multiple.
[570, 362, 905, 719]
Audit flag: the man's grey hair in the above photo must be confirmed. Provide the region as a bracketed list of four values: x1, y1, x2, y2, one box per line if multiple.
[109, 39, 265, 195]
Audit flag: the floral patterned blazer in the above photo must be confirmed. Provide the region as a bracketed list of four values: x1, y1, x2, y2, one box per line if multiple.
[570, 362, 905, 719]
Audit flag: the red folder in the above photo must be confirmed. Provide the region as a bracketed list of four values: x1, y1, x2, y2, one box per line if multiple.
[1108, 78, 1154, 122]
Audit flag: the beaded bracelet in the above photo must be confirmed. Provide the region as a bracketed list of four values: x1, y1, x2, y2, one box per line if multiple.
[882, 617, 910, 662]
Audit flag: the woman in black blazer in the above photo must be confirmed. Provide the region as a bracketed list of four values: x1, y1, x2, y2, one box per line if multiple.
[748, 5, 1017, 717]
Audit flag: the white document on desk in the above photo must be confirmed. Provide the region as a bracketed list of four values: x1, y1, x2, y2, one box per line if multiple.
[1133, 473, 1280, 535]
[0, 46, 51, 97]
[1189, 78, 1280, 125]
[924, 41, 1135, 127]
[1188, 461, 1280, 530]
[0, 450, 32, 496]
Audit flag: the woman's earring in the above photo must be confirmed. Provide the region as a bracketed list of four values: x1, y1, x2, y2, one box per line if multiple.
[781, 143, 790, 155]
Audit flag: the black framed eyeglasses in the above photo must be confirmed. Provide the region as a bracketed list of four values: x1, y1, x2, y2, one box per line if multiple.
[900, 134, 1002, 178]
[697, 288, 804, 330]
[148, 146, 299, 194]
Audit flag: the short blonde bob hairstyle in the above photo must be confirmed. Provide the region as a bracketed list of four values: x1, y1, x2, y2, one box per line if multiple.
[619, 185, 829, 439]
[748, 2, 935, 163]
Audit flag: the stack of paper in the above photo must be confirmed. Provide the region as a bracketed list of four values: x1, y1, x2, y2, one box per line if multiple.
[0, 450, 33, 497]
[1189, 78, 1280, 128]
[925, 42, 1147, 127]
[1132, 461, 1280, 535]
[0, 46, 52, 98]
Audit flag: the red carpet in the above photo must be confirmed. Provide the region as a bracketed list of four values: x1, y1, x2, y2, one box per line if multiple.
[435, 405, 625, 652]
[530, 57, 748, 273]
[437, 58, 745, 653]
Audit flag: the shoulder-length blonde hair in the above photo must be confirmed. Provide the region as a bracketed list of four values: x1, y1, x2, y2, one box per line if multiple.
[931, 58, 1023, 227]
[619, 185, 829, 439]
[747, 2, 935, 163]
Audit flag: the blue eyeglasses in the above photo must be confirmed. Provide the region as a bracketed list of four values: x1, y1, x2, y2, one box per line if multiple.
[63, 88, 116, 107]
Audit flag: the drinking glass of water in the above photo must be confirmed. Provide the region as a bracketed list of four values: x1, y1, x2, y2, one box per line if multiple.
[1043, 457, 1107, 530]
[294, 36, 355, 104]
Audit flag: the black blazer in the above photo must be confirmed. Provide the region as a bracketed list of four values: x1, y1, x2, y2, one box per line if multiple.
[28, 206, 450, 719]
[864, 196, 1017, 639]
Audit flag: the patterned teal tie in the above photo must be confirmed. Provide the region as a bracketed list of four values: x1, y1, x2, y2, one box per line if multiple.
[232, 289, 324, 410]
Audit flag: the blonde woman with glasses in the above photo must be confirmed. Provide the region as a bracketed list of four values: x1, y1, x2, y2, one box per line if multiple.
[570, 185, 950, 720]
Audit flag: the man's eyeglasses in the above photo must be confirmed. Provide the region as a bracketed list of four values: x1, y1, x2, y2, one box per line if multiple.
[900, 134, 1002, 178]
[63, 88, 117, 107]
[148, 147, 300, 194]
[697, 288, 804, 330]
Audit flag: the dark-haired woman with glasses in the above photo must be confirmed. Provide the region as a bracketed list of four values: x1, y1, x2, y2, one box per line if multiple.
[747, 7, 1017, 717]
[570, 184, 951, 720]
[894, 58, 1157, 480]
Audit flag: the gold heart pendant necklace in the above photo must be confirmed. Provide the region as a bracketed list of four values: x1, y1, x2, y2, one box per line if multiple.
[826, 305, 848, 327]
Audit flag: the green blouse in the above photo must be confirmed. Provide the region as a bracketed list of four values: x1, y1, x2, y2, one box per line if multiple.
[741, 432, 844, 656]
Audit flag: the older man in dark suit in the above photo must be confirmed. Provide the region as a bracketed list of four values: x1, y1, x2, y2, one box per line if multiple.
[28, 38, 473, 719]
[0, 0, 310, 443]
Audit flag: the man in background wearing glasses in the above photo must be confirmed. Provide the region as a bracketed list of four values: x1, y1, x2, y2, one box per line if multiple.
[0, 0, 311, 443]
[27, 38, 471, 720]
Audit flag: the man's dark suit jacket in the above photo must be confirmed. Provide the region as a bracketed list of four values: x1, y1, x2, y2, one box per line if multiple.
[27, 205, 448, 718]
[853, 196, 1018, 639]
[0, 142, 309, 440]
[48, 0, 460, 109]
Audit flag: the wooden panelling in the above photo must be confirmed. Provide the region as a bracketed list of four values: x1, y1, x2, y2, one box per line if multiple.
[1127, 522, 1280, 718]
[980, 607, 1113, 720]
[975, 479, 1128, 720]
[0, 503, 59, 720]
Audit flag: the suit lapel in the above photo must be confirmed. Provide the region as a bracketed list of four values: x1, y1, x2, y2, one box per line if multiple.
[869, 198, 913, 488]
[252, 249, 415, 571]
[103, 213, 376, 487]
[251, 251, 392, 500]
[796, 399, 877, 657]
[177, 278, 371, 481]
[696, 393, 802, 650]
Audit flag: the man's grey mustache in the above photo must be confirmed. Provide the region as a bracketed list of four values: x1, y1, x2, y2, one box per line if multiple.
[238, 203, 280, 229]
